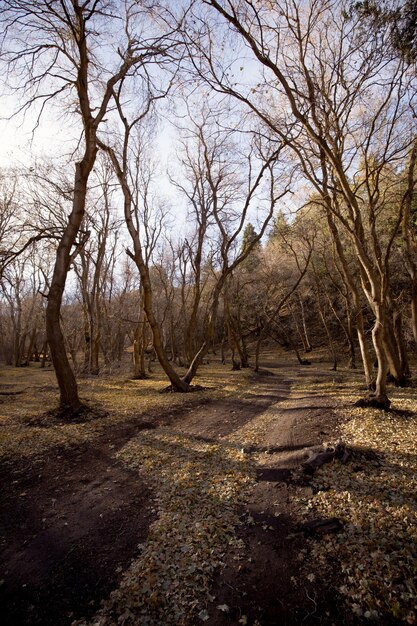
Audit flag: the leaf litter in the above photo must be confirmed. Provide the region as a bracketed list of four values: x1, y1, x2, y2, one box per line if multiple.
[73, 432, 253, 625]
[291, 381, 417, 624]
[2, 364, 416, 624]
[73, 380, 283, 626]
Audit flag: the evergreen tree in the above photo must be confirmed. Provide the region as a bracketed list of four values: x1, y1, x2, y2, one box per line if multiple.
[240, 223, 260, 255]
[268, 210, 290, 241]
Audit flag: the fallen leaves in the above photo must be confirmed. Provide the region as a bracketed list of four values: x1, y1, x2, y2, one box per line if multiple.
[0, 365, 251, 461]
[3, 361, 416, 624]
[72, 379, 283, 626]
[73, 428, 254, 625]
[292, 380, 417, 624]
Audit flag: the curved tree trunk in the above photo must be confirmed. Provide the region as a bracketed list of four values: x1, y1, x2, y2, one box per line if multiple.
[182, 278, 225, 384]
[371, 310, 390, 409]
[324, 212, 374, 386]
[345, 305, 356, 369]
[46, 155, 96, 409]
[297, 293, 313, 352]
[103, 142, 190, 392]
[290, 301, 309, 353]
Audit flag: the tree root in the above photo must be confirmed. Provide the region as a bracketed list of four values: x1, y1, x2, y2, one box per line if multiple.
[299, 517, 343, 536]
[159, 384, 205, 394]
[354, 394, 391, 410]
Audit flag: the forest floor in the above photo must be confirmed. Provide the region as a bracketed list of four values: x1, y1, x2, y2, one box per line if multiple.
[0, 352, 416, 626]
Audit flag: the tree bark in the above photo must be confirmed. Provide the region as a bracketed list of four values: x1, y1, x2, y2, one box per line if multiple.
[297, 293, 312, 352]
[371, 308, 391, 408]
[132, 299, 148, 379]
[46, 156, 95, 409]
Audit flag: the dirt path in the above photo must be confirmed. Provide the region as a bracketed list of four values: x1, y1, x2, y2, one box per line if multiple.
[0, 434, 155, 626]
[0, 367, 341, 626]
[202, 371, 342, 625]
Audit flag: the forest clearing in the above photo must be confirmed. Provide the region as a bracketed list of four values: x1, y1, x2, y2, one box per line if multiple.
[0, 0, 417, 624]
[1, 351, 416, 625]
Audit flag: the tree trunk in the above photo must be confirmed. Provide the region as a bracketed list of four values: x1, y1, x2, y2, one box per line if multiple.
[46, 156, 96, 410]
[90, 333, 100, 375]
[354, 296, 374, 388]
[346, 305, 357, 369]
[101, 140, 190, 392]
[220, 332, 226, 364]
[325, 212, 374, 387]
[40, 340, 48, 369]
[240, 337, 250, 368]
[393, 309, 411, 379]
[24, 327, 37, 366]
[298, 293, 313, 352]
[225, 311, 241, 370]
[411, 287, 417, 345]
[316, 290, 337, 370]
[182, 278, 225, 384]
[371, 309, 390, 408]
[382, 312, 408, 386]
[290, 301, 309, 353]
[402, 140, 417, 344]
[132, 314, 147, 380]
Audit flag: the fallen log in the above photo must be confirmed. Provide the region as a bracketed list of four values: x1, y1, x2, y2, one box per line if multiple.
[302, 442, 350, 474]
[299, 517, 343, 536]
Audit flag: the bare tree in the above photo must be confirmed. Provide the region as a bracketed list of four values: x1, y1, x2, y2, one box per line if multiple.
[102, 87, 291, 389]
[1, 0, 185, 410]
[72, 158, 121, 375]
[174, 114, 292, 386]
[252, 218, 314, 372]
[191, 0, 416, 407]
[0, 245, 47, 366]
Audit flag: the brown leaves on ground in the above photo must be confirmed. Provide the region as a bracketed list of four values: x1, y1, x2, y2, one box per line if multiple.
[1, 361, 416, 624]
[0, 365, 249, 460]
[292, 379, 417, 624]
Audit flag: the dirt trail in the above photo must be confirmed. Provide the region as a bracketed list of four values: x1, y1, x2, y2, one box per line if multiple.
[203, 370, 341, 626]
[0, 436, 155, 626]
[0, 367, 340, 626]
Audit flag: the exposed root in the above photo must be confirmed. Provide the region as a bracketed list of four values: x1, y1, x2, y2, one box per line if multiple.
[302, 442, 350, 474]
[159, 384, 205, 394]
[36, 404, 109, 425]
[354, 395, 391, 410]
[299, 517, 343, 536]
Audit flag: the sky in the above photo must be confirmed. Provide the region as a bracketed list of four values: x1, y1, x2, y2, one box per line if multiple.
[0, 23, 299, 236]
[0, 96, 301, 239]
[0, 92, 80, 169]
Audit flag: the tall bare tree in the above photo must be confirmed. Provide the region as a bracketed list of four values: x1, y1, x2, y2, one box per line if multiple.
[1, 0, 184, 409]
[174, 113, 293, 386]
[191, 0, 416, 406]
